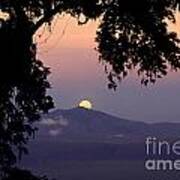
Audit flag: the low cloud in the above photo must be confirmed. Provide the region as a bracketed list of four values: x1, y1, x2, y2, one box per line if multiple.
[40, 116, 69, 127]
[49, 129, 61, 136]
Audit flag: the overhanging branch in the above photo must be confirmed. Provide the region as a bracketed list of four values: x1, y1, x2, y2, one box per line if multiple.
[31, 3, 64, 35]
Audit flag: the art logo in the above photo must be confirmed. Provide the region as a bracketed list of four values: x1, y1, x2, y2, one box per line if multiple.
[145, 137, 180, 171]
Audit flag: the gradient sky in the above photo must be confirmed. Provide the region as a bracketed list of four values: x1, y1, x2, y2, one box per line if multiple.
[36, 15, 180, 123]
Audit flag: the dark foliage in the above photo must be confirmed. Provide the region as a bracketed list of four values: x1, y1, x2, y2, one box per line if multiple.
[2, 167, 49, 180]
[96, 0, 180, 88]
[0, 1, 179, 90]
[0, 3, 55, 172]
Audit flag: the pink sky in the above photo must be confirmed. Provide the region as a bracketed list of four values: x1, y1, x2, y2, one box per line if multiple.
[34, 15, 180, 123]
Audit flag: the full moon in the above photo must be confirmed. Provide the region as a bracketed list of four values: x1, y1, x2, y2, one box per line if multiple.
[78, 100, 93, 110]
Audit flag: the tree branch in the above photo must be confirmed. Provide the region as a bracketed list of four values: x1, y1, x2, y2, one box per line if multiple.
[31, 3, 64, 35]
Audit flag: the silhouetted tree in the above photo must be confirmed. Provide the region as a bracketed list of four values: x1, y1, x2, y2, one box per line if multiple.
[0, 1, 102, 173]
[2, 167, 49, 180]
[96, 0, 180, 88]
[0, 4, 54, 174]
[0, 0, 180, 178]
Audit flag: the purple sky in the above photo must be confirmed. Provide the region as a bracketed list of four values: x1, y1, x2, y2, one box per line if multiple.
[36, 16, 180, 123]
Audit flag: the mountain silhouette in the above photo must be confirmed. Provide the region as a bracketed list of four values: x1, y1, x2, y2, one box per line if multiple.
[21, 108, 180, 180]
[35, 107, 180, 143]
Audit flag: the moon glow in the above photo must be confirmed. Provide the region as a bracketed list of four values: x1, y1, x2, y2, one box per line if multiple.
[78, 100, 93, 110]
